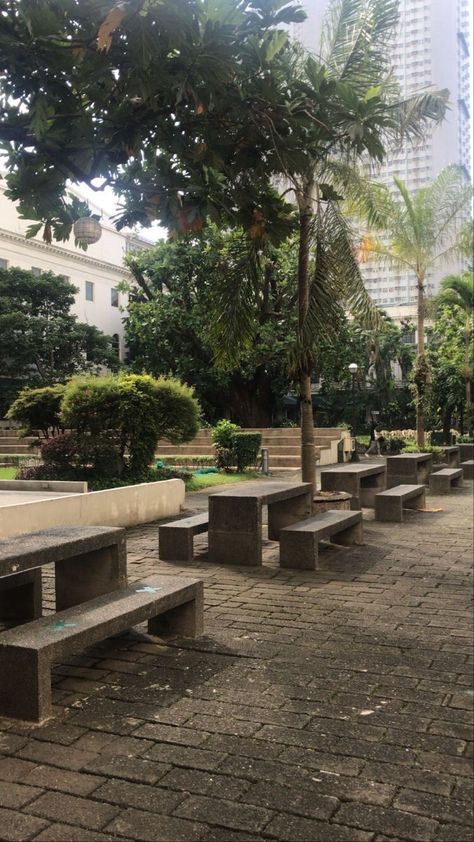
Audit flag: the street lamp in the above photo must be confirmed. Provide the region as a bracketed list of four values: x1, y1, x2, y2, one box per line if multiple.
[348, 363, 359, 462]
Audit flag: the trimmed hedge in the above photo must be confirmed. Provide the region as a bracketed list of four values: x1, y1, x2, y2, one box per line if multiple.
[231, 432, 262, 472]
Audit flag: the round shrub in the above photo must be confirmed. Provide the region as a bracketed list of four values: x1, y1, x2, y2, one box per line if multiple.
[60, 373, 201, 478]
[6, 384, 66, 438]
[212, 419, 241, 450]
[41, 432, 79, 466]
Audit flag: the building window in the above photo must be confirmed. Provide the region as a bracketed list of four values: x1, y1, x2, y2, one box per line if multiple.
[112, 334, 120, 358]
[0, 258, 7, 270]
[85, 281, 94, 301]
[31, 267, 42, 277]
[111, 288, 119, 307]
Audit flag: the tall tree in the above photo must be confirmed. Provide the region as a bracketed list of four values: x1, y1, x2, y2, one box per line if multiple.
[436, 271, 474, 435]
[0, 0, 449, 489]
[123, 229, 297, 425]
[0, 267, 119, 412]
[369, 166, 472, 445]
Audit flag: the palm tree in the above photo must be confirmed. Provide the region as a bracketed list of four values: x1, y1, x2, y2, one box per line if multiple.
[208, 0, 449, 488]
[436, 271, 474, 435]
[369, 166, 472, 446]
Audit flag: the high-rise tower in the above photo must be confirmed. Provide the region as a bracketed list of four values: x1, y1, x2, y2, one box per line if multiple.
[292, 0, 472, 309]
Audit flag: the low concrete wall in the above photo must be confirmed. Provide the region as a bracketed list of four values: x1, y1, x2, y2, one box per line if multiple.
[0, 479, 185, 539]
[0, 480, 88, 493]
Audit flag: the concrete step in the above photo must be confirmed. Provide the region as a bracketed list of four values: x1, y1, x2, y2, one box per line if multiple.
[0, 444, 38, 454]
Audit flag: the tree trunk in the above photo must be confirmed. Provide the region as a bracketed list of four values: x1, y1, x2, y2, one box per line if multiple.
[296, 180, 316, 492]
[442, 406, 452, 444]
[416, 276, 426, 447]
[466, 377, 473, 437]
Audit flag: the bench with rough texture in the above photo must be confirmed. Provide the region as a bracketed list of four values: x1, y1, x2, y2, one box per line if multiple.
[0, 574, 203, 722]
[159, 513, 209, 561]
[461, 460, 474, 480]
[429, 468, 463, 493]
[442, 446, 460, 467]
[459, 443, 474, 462]
[209, 482, 312, 566]
[0, 526, 127, 624]
[375, 484, 425, 522]
[279, 510, 363, 570]
[320, 464, 386, 509]
[386, 453, 433, 488]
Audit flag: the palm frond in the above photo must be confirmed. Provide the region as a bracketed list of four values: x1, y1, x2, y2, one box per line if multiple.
[322, 0, 399, 90]
[384, 89, 449, 145]
[207, 234, 263, 369]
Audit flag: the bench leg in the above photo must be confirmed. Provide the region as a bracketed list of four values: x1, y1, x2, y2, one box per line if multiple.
[331, 521, 364, 546]
[55, 541, 127, 611]
[209, 498, 262, 566]
[453, 476, 463, 488]
[405, 490, 426, 510]
[159, 528, 194, 562]
[279, 533, 319, 570]
[0, 569, 42, 624]
[0, 647, 51, 722]
[268, 492, 312, 541]
[148, 589, 204, 639]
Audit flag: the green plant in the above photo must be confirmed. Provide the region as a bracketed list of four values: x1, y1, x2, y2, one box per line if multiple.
[211, 419, 241, 450]
[231, 432, 262, 472]
[6, 384, 66, 438]
[403, 443, 445, 463]
[61, 373, 201, 478]
[458, 435, 474, 443]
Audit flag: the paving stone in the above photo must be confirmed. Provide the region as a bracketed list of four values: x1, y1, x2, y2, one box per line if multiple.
[264, 814, 374, 841]
[334, 802, 439, 841]
[394, 788, 474, 826]
[240, 779, 339, 820]
[142, 743, 226, 771]
[104, 808, 206, 841]
[0, 782, 43, 809]
[34, 823, 125, 841]
[22, 765, 105, 797]
[0, 806, 48, 841]
[158, 767, 251, 800]
[131, 722, 209, 746]
[26, 790, 120, 830]
[16, 742, 97, 771]
[84, 756, 170, 785]
[174, 794, 273, 832]
[0, 757, 39, 783]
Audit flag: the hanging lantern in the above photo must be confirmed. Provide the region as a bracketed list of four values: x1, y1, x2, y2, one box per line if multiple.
[73, 216, 102, 245]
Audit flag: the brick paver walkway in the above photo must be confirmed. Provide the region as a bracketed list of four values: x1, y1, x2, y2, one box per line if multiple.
[0, 477, 472, 841]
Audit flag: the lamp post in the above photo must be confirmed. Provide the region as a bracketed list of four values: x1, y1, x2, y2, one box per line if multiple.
[348, 363, 359, 462]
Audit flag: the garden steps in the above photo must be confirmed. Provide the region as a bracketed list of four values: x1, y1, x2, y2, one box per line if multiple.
[155, 427, 351, 468]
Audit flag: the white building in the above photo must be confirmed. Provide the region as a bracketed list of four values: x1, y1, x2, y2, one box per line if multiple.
[291, 0, 472, 315]
[0, 181, 152, 359]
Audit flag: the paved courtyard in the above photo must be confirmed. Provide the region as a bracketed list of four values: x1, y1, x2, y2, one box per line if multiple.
[0, 478, 472, 841]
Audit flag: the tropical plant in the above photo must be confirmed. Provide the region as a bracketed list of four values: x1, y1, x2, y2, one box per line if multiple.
[435, 271, 474, 435]
[367, 166, 473, 445]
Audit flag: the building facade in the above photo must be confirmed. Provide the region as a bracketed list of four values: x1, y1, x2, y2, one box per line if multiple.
[0, 182, 151, 360]
[291, 0, 472, 316]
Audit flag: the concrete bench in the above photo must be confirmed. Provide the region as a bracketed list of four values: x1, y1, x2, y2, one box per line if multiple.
[429, 468, 463, 494]
[159, 513, 209, 561]
[459, 443, 474, 462]
[0, 574, 203, 722]
[279, 510, 363, 570]
[320, 464, 386, 509]
[375, 484, 425, 522]
[461, 460, 474, 480]
[0, 526, 127, 625]
[386, 453, 433, 488]
[442, 446, 460, 467]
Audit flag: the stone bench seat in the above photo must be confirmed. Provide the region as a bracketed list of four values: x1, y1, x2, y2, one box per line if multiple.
[461, 460, 474, 480]
[429, 468, 463, 494]
[159, 513, 209, 561]
[0, 574, 203, 722]
[279, 510, 363, 570]
[375, 484, 425, 523]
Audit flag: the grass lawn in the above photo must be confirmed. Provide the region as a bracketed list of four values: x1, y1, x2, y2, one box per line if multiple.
[185, 471, 260, 492]
[0, 467, 17, 479]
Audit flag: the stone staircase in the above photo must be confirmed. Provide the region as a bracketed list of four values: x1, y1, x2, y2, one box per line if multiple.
[0, 423, 38, 456]
[156, 427, 352, 468]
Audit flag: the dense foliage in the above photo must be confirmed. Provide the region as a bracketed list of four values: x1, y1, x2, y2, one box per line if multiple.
[6, 384, 66, 437]
[0, 267, 119, 413]
[124, 229, 297, 424]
